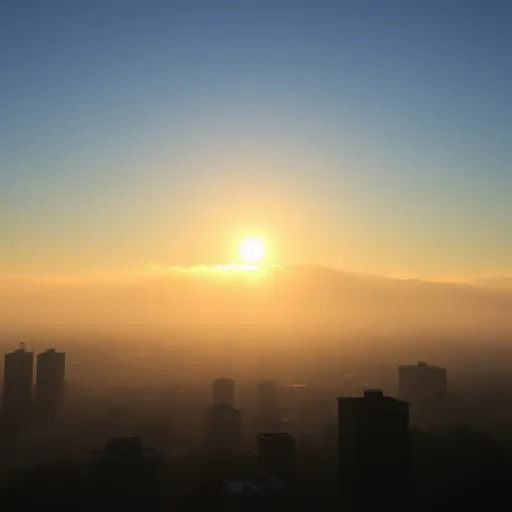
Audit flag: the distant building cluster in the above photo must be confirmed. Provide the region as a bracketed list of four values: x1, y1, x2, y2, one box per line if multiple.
[2, 344, 66, 433]
[338, 389, 409, 510]
[0, 344, 452, 509]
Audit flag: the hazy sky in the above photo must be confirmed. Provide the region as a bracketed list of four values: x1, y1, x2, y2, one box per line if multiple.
[1, 0, 511, 278]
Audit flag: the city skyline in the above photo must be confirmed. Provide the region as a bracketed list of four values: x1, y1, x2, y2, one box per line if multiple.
[1, 1, 511, 280]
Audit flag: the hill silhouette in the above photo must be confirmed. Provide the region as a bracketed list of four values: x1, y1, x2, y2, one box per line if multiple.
[1, 265, 511, 336]
[468, 277, 512, 291]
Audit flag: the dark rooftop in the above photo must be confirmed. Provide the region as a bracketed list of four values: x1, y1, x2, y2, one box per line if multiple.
[91, 437, 161, 462]
[105, 436, 144, 457]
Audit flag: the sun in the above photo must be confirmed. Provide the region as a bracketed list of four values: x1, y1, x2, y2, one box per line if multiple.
[239, 237, 265, 263]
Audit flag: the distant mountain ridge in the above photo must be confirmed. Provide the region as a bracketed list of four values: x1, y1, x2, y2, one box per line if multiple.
[1, 265, 511, 335]
[468, 277, 512, 291]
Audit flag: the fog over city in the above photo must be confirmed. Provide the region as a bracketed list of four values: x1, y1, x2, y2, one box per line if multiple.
[2, 265, 512, 335]
[2, 0, 512, 509]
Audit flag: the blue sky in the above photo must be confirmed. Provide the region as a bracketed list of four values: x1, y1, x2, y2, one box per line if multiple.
[1, 0, 511, 277]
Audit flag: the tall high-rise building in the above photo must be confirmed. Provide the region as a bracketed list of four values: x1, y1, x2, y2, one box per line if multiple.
[258, 380, 280, 432]
[338, 389, 409, 511]
[207, 404, 242, 453]
[258, 432, 295, 474]
[398, 362, 447, 426]
[281, 383, 310, 436]
[3, 343, 34, 429]
[213, 378, 235, 407]
[36, 348, 66, 427]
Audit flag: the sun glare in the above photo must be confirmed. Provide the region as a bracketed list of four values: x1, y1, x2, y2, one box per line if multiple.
[239, 237, 265, 263]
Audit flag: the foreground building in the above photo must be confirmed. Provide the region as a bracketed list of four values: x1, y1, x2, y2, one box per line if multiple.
[338, 389, 409, 511]
[89, 437, 161, 509]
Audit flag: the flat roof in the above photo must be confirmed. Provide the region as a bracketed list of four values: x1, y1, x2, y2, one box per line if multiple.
[399, 362, 446, 371]
[337, 395, 409, 406]
[90, 437, 161, 462]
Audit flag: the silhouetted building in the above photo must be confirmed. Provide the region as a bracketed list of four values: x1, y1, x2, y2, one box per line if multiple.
[258, 432, 295, 475]
[89, 437, 161, 510]
[136, 421, 170, 455]
[3, 343, 34, 430]
[258, 380, 280, 432]
[36, 348, 66, 429]
[208, 404, 241, 453]
[399, 362, 447, 426]
[281, 383, 309, 436]
[338, 389, 409, 511]
[213, 378, 235, 407]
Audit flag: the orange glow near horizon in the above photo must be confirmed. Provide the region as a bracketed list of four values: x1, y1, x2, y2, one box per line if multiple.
[215, 263, 261, 272]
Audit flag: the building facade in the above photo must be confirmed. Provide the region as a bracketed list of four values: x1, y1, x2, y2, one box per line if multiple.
[258, 380, 280, 432]
[399, 362, 447, 426]
[258, 432, 295, 475]
[208, 404, 242, 453]
[36, 348, 66, 428]
[338, 389, 409, 511]
[213, 378, 235, 407]
[3, 344, 34, 430]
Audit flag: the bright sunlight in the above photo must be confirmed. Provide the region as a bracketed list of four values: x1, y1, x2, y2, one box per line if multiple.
[239, 237, 265, 263]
